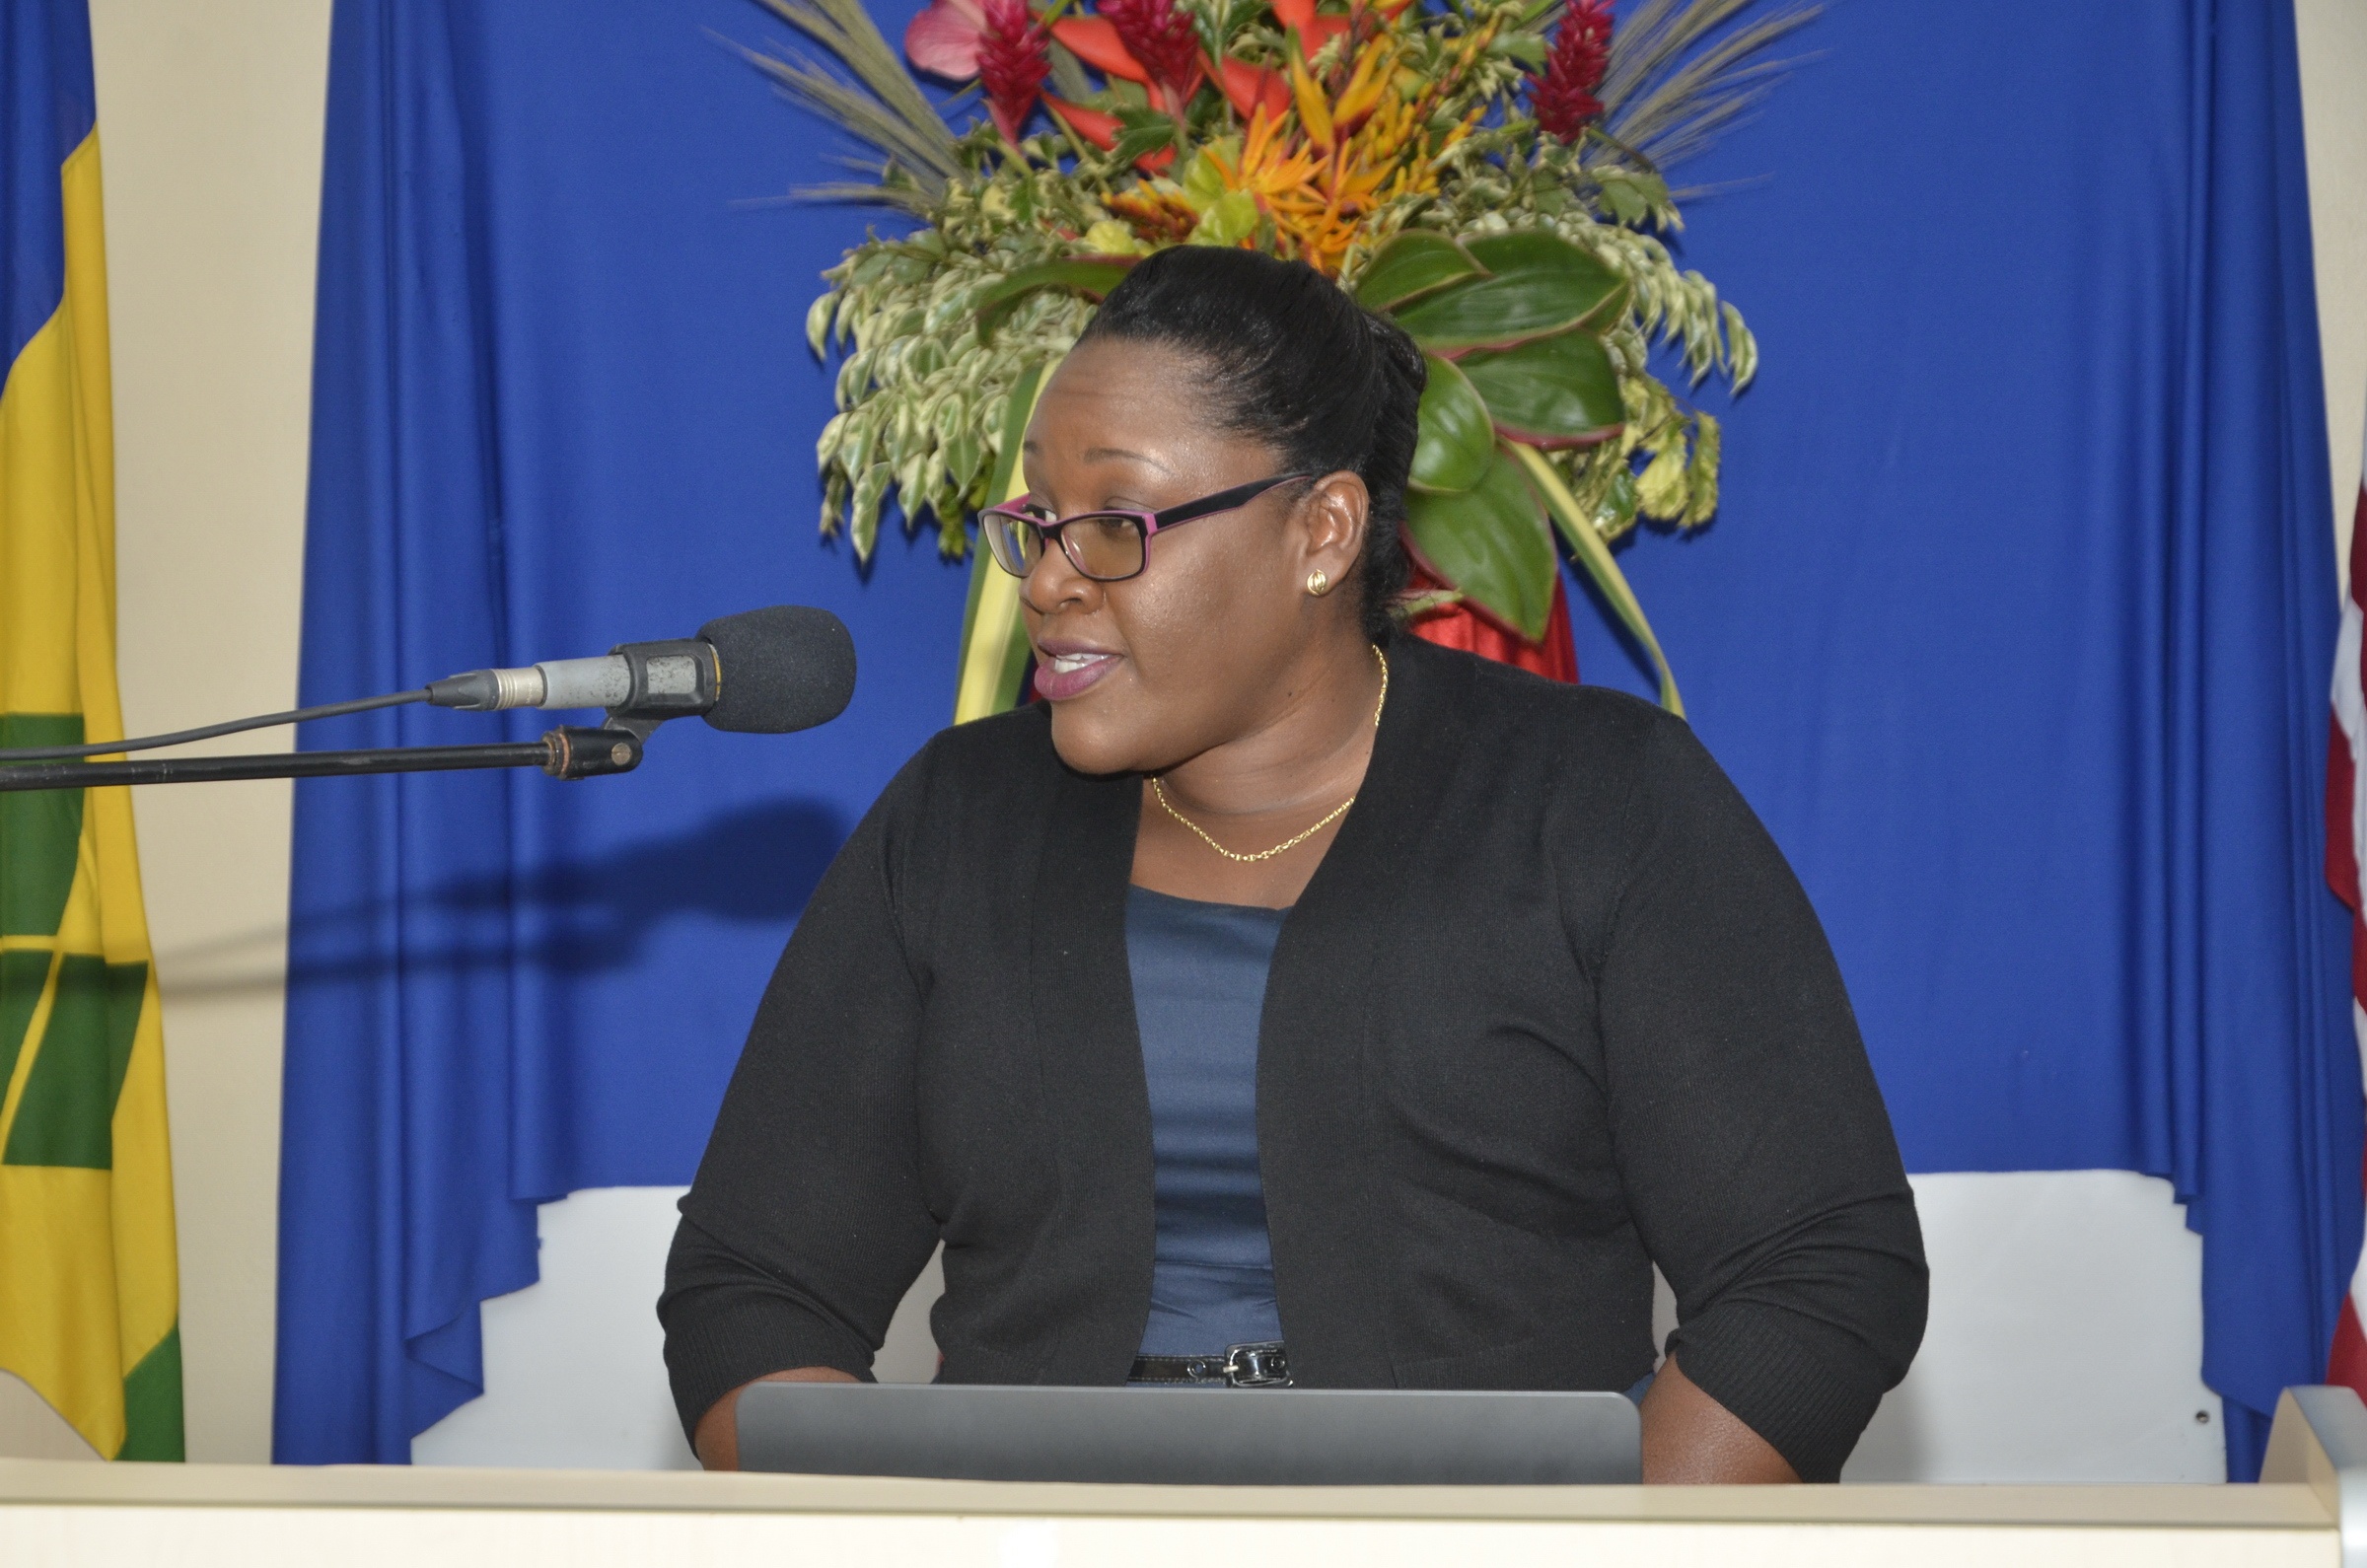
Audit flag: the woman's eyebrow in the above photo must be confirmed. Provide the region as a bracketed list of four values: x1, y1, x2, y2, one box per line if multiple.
[1015, 437, 1176, 474]
[1081, 446, 1175, 474]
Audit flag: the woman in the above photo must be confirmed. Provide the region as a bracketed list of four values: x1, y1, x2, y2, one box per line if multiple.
[661, 247, 1926, 1483]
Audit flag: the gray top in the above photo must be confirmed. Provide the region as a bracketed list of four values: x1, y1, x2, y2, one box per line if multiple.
[1125, 885, 1290, 1356]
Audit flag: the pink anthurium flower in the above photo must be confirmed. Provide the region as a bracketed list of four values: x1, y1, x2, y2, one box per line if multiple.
[904, 0, 990, 79]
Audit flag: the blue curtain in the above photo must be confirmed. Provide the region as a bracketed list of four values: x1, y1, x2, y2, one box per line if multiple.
[277, 0, 2350, 1478]
[1568, 1, 2350, 1477]
[274, 0, 968, 1461]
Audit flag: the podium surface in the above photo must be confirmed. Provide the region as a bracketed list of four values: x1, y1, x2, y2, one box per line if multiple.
[4, 1387, 2364, 1566]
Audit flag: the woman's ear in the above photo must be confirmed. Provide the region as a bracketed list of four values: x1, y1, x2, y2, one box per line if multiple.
[1298, 470, 1370, 585]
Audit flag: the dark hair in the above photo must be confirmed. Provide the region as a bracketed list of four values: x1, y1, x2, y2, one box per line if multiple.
[1077, 247, 1425, 641]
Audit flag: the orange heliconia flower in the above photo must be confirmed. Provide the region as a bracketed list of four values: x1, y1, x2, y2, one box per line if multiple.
[1201, 25, 1492, 273]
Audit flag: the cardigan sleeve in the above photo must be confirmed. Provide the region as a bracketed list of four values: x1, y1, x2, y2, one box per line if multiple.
[658, 750, 942, 1441]
[1585, 712, 1927, 1482]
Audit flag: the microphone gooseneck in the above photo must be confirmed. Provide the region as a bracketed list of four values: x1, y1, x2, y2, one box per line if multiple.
[0, 688, 430, 762]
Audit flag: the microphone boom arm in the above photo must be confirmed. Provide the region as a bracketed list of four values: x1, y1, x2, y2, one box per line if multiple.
[0, 726, 647, 794]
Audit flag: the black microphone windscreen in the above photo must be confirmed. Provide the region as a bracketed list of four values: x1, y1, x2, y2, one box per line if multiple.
[698, 606, 857, 734]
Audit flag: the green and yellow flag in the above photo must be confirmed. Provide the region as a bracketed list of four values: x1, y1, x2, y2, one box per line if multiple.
[0, 1, 183, 1461]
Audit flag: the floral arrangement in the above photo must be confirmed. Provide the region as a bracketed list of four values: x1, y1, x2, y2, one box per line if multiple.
[741, 0, 1810, 716]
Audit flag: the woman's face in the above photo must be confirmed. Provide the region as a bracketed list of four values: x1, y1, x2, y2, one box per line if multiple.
[1017, 336, 1367, 777]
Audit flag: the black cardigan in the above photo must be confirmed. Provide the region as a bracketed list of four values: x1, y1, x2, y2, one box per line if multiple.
[661, 636, 1926, 1480]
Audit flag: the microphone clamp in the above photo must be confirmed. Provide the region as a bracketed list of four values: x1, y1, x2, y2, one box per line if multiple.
[540, 726, 646, 780]
[425, 639, 721, 732]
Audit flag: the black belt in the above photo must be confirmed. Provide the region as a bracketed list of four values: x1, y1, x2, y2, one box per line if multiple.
[1129, 1341, 1291, 1388]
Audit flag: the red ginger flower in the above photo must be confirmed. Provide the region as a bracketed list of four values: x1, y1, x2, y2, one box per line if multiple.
[1533, 0, 1613, 141]
[1096, 0, 1204, 112]
[977, 0, 1051, 143]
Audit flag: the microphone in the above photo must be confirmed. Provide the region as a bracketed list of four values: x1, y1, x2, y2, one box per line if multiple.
[424, 606, 856, 734]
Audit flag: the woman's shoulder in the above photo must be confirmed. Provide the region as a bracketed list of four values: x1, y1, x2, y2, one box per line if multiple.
[1400, 635, 1701, 779]
[870, 700, 1074, 834]
[913, 697, 1062, 774]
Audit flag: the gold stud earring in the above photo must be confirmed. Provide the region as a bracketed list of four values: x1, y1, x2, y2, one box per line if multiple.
[1306, 568, 1331, 597]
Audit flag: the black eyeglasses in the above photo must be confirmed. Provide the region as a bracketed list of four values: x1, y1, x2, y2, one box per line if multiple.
[978, 472, 1316, 582]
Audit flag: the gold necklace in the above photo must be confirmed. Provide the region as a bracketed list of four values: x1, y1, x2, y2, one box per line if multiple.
[1151, 644, 1388, 865]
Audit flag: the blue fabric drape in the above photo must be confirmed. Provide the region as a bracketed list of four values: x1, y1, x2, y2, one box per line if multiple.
[275, 0, 525, 1461]
[275, 0, 964, 1461]
[278, 0, 2350, 1479]
[1570, 1, 2350, 1477]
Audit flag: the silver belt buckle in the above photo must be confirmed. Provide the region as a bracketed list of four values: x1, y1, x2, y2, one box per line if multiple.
[1222, 1341, 1290, 1388]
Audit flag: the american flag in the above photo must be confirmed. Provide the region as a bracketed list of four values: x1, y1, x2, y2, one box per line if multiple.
[2325, 403, 2367, 1394]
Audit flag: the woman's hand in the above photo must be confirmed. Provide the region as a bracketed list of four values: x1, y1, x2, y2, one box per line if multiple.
[1638, 1356, 1799, 1483]
[692, 1366, 861, 1470]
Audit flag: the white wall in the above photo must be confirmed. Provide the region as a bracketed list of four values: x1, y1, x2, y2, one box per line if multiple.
[2300, 0, 2367, 574]
[1, 2, 2361, 1472]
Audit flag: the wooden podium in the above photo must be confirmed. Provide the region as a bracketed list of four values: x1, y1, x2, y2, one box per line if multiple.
[4, 1386, 2365, 1566]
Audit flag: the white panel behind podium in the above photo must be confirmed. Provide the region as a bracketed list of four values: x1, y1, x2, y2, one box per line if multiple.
[411, 1186, 948, 1467]
[416, 1172, 2224, 1479]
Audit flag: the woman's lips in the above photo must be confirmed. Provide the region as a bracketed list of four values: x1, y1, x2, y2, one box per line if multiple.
[1032, 649, 1119, 700]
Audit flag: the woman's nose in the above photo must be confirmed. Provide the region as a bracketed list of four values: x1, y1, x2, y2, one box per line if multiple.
[1023, 539, 1098, 615]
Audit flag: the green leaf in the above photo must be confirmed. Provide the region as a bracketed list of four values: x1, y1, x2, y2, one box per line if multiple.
[1180, 141, 1239, 213]
[1507, 442, 1684, 716]
[1352, 231, 1485, 312]
[1488, 32, 1548, 65]
[1457, 330, 1624, 447]
[1187, 189, 1259, 247]
[1110, 118, 1178, 168]
[1602, 464, 1638, 532]
[1411, 353, 1494, 493]
[1599, 178, 1648, 225]
[973, 258, 1137, 337]
[1402, 449, 1557, 641]
[1391, 230, 1626, 350]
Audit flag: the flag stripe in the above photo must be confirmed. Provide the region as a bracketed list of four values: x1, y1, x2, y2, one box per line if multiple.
[0, 715, 84, 934]
[116, 1324, 181, 1461]
[3, 956, 144, 1169]
[2326, 406, 2367, 1391]
[0, 950, 52, 1089]
[0, 0, 180, 1461]
[0, 0, 93, 369]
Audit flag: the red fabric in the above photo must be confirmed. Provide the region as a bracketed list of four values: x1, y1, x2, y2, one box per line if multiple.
[1402, 562, 1580, 684]
[2332, 1288, 2367, 1394]
[2332, 715, 2367, 1010]
[2331, 713, 2357, 912]
[2324, 468, 2367, 1393]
